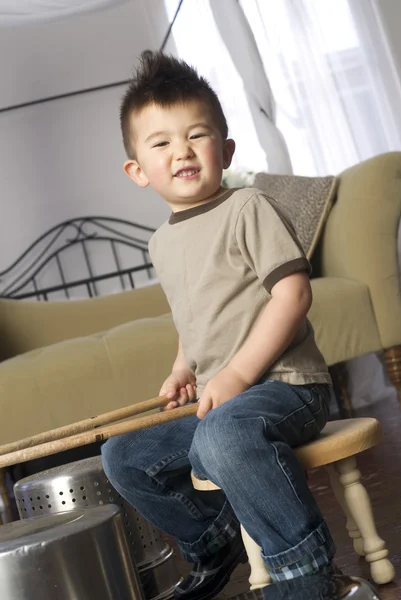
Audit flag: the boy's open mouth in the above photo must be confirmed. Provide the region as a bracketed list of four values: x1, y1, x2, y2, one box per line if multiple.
[174, 168, 200, 178]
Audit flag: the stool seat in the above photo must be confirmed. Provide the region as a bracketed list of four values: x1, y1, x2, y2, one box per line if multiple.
[295, 417, 382, 470]
[191, 418, 382, 491]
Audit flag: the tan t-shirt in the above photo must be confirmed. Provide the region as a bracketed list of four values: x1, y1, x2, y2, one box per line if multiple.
[149, 187, 331, 393]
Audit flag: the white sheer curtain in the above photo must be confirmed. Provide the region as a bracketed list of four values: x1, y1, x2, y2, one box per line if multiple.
[210, 0, 292, 174]
[166, 0, 401, 177]
[0, 0, 128, 27]
[241, 0, 401, 175]
[163, 0, 268, 173]
[209, 0, 292, 173]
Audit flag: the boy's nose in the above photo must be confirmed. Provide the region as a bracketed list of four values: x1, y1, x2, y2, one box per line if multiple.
[175, 143, 195, 160]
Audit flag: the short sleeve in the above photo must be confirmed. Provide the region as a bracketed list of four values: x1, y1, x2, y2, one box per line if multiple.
[235, 192, 311, 294]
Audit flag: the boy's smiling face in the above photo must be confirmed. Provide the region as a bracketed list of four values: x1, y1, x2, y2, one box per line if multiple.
[123, 100, 235, 212]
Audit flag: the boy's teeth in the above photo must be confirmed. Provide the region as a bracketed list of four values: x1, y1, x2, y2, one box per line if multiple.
[177, 169, 198, 177]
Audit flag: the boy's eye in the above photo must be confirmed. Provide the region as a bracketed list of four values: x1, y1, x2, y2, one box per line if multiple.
[190, 133, 206, 139]
[153, 141, 169, 148]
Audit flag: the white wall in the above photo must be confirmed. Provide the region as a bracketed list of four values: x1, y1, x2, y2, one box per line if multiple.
[0, 1, 171, 274]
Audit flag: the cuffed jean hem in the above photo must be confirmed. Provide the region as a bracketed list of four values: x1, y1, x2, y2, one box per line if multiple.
[262, 521, 336, 571]
[178, 500, 240, 563]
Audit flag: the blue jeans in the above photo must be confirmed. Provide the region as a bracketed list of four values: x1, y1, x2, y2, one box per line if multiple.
[102, 381, 336, 577]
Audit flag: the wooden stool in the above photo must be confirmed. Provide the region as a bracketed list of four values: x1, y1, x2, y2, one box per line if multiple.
[191, 418, 395, 589]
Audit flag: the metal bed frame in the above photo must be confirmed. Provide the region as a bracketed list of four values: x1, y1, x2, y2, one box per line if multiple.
[0, 217, 156, 301]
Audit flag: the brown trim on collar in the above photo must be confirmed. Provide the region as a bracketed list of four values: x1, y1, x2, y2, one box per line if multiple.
[169, 188, 237, 224]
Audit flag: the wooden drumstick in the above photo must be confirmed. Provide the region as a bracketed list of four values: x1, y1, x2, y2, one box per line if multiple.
[0, 403, 198, 468]
[0, 395, 172, 456]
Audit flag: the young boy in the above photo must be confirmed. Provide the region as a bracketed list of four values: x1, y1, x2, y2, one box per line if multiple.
[102, 51, 336, 598]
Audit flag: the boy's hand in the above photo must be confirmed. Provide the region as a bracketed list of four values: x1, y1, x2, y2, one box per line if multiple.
[160, 369, 197, 410]
[197, 366, 250, 419]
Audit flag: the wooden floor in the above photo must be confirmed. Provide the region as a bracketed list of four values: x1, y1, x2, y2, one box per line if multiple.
[170, 390, 401, 599]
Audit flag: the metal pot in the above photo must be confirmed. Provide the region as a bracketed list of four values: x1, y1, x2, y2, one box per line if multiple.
[14, 456, 181, 600]
[0, 504, 144, 600]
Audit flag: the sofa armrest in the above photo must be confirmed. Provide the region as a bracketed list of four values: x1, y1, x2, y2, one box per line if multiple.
[320, 152, 401, 349]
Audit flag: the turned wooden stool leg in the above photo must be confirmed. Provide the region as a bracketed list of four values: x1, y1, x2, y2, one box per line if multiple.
[326, 465, 364, 556]
[240, 525, 271, 589]
[384, 346, 401, 406]
[334, 456, 395, 584]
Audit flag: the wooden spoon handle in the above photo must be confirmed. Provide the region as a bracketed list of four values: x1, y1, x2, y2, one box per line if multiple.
[0, 403, 198, 468]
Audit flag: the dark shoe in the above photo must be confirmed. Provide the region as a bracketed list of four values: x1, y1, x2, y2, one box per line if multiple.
[230, 573, 381, 600]
[174, 533, 247, 600]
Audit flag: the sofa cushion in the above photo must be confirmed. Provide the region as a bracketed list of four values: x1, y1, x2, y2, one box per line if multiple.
[254, 172, 338, 259]
[0, 313, 178, 445]
[309, 277, 381, 365]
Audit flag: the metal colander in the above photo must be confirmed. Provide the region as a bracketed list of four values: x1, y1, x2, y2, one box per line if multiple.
[14, 456, 181, 600]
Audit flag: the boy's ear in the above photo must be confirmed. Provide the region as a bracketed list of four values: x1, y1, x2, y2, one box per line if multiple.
[123, 160, 150, 188]
[222, 138, 236, 170]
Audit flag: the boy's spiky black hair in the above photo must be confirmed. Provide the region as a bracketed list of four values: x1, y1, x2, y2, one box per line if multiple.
[120, 50, 228, 158]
